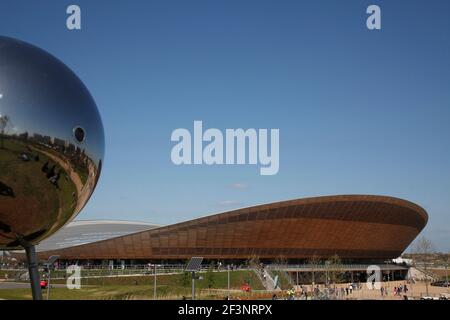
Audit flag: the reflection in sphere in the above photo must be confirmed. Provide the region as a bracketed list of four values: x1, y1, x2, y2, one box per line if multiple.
[73, 127, 86, 143]
[0, 36, 104, 249]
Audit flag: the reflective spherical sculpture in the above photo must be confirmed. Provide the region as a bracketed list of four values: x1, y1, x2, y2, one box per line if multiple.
[0, 36, 104, 249]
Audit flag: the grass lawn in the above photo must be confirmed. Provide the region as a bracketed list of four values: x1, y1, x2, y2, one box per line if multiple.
[0, 139, 78, 238]
[0, 285, 274, 300]
[50, 270, 264, 289]
[0, 285, 157, 300]
[0, 270, 265, 300]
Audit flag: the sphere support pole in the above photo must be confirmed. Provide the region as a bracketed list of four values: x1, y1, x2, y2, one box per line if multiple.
[25, 244, 42, 300]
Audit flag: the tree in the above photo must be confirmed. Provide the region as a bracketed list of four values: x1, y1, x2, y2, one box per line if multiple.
[325, 254, 345, 285]
[446, 251, 450, 287]
[413, 236, 435, 296]
[205, 262, 215, 289]
[246, 255, 261, 269]
[307, 254, 321, 286]
[177, 259, 191, 289]
[179, 271, 191, 288]
[274, 255, 287, 267]
[0, 114, 11, 149]
[274, 255, 292, 289]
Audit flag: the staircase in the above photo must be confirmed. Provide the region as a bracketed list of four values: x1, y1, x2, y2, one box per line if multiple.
[408, 267, 439, 282]
[253, 268, 281, 291]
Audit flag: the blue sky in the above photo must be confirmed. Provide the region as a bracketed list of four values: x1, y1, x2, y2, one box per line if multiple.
[1, 0, 449, 251]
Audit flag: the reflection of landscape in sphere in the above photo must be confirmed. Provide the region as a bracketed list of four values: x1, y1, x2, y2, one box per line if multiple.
[0, 36, 104, 249]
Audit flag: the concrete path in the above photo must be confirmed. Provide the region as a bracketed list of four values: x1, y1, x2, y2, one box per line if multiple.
[0, 282, 66, 289]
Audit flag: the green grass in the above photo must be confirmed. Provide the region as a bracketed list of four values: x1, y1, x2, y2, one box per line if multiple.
[0, 139, 78, 235]
[50, 270, 264, 289]
[0, 285, 157, 300]
[0, 284, 272, 300]
[0, 270, 265, 300]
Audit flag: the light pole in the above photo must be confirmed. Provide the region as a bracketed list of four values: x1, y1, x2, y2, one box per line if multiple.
[46, 269, 51, 300]
[185, 257, 203, 300]
[45, 255, 59, 300]
[446, 255, 449, 294]
[192, 271, 196, 300]
[446, 264, 449, 285]
[153, 264, 157, 300]
[190, 272, 204, 300]
[387, 270, 390, 290]
[227, 265, 230, 299]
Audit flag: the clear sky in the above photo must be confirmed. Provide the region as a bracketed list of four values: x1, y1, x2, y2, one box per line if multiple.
[1, 0, 449, 251]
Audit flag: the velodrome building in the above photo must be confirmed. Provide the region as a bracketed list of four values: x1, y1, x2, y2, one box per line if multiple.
[33, 195, 428, 265]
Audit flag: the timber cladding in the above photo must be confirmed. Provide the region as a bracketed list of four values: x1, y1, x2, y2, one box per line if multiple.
[38, 195, 428, 261]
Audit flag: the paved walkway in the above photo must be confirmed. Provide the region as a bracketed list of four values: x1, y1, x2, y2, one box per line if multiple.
[0, 282, 66, 289]
[296, 280, 450, 300]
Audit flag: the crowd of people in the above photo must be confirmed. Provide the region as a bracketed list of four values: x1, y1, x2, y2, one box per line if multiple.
[393, 284, 408, 296]
[270, 283, 364, 300]
[272, 281, 415, 300]
[379, 283, 408, 298]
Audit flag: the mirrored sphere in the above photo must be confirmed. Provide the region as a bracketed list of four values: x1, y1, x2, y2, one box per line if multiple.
[0, 36, 104, 249]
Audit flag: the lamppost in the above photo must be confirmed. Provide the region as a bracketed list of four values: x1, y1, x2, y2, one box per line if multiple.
[227, 265, 230, 300]
[45, 255, 59, 300]
[185, 257, 204, 300]
[325, 261, 331, 286]
[153, 264, 157, 300]
[446, 254, 449, 294]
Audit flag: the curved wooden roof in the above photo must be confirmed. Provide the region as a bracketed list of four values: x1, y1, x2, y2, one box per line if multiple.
[38, 195, 428, 261]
